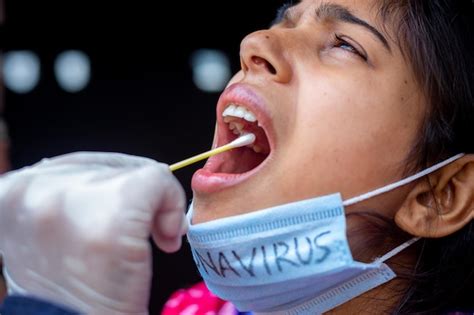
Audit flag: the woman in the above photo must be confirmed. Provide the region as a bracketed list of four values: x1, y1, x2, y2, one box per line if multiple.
[165, 0, 474, 314]
[0, 0, 473, 314]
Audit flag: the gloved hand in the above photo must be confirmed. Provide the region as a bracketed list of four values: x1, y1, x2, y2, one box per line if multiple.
[0, 152, 187, 315]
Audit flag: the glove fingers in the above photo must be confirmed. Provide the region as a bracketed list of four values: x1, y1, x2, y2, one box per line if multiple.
[120, 164, 187, 253]
[39, 152, 156, 169]
[150, 171, 187, 253]
[152, 212, 188, 253]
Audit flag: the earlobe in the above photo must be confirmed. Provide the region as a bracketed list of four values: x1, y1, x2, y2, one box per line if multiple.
[395, 155, 474, 238]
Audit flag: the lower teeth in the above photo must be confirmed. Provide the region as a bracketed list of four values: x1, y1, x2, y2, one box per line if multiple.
[226, 121, 267, 154]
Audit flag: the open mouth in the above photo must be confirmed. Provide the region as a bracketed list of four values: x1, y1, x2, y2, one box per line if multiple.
[209, 103, 271, 175]
[192, 84, 274, 194]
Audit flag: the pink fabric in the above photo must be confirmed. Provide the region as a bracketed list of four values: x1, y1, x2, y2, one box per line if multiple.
[161, 282, 236, 315]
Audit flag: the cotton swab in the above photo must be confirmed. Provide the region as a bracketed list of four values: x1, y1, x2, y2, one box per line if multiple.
[169, 133, 256, 172]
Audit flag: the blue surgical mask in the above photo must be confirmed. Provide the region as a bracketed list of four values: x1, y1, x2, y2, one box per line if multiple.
[186, 154, 463, 314]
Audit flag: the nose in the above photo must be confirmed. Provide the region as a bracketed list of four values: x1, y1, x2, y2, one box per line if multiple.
[240, 30, 292, 83]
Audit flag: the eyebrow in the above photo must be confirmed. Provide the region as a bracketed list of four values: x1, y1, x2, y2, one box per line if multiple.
[274, 2, 392, 53]
[316, 3, 391, 52]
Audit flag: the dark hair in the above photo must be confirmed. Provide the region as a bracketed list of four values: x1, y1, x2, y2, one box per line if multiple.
[379, 0, 474, 169]
[374, 1, 474, 314]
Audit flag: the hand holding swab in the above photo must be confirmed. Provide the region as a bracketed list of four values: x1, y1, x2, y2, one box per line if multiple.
[169, 133, 256, 172]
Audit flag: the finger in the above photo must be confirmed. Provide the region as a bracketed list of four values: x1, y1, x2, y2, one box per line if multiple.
[153, 210, 188, 253]
[150, 169, 187, 253]
[121, 164, 187, 252]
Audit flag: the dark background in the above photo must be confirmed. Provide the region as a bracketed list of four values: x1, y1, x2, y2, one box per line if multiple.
[2, 0, 285, 313]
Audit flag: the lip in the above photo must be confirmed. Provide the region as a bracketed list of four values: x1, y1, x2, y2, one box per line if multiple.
[192, 83, 276, 194]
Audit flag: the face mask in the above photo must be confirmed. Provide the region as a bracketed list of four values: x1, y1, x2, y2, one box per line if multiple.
[186, 154, 464, 314]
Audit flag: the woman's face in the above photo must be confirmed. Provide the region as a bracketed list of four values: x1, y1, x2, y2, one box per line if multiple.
[192, 0, 425, 225]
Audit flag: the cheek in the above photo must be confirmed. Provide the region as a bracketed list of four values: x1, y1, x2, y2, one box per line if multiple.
[276, 75, 423, 199]
[294, 77, 386, 146]
[294, 71, 420, 150]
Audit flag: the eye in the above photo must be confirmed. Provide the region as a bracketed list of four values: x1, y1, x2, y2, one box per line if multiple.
[333, 34, 368, 62]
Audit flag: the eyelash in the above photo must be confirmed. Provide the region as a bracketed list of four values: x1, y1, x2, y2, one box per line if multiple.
[333, 34, 368, 62]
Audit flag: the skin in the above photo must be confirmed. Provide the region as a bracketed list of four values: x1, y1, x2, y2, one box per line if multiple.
[192, 0, 474, 313]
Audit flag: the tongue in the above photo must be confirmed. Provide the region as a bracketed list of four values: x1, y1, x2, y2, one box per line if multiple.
[219, 117, 271, 174]
[219, 147, 267, 174]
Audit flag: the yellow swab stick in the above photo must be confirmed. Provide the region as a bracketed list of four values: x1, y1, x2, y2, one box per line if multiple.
[169, 133, 256, 172]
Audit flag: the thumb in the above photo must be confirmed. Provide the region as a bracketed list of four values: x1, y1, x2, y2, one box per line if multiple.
[151, 171, 188, 253]
[122, 163, 188, 253]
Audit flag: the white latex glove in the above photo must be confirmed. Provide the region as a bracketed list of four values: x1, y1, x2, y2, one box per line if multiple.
[0, 152, 187, 315]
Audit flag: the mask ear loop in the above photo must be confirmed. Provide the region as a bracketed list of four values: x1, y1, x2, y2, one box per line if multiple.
[342, 153, 465, 207]
[374, 236, 421, 263]
[188, 155, 464, 260]
[342, 153, 465, 264]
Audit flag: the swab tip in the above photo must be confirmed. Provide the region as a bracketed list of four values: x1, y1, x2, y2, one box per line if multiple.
[230, 133, 256, 148]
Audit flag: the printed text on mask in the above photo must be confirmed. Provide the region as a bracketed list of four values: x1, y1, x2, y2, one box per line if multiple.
[191, 231, 333, 278]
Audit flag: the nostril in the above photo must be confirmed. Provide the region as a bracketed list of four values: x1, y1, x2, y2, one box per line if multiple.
[266, 63, 277, 75]
[251, 56, 277, 75]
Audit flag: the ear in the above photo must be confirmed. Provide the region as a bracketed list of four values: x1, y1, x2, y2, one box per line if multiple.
[395, 154, 474, 238]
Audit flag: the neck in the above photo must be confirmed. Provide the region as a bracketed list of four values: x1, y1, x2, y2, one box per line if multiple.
[253, 263, 411, 315]
[326, 276, 408, 314]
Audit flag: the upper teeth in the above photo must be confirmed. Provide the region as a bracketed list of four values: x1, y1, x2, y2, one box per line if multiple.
[222, 104, 264, 153]
[222, 104, 257, 123]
